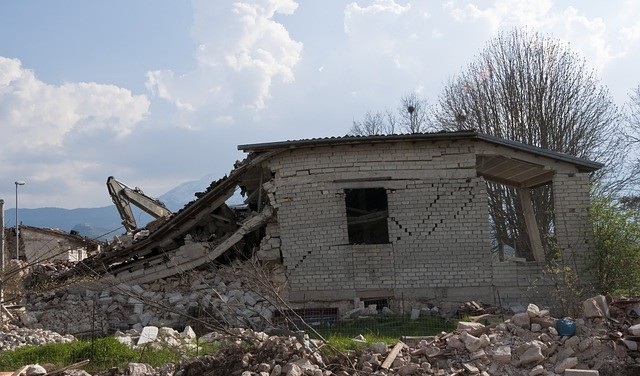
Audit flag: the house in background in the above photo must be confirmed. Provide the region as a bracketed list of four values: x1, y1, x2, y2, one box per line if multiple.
[62, 131, 602, 314]
[5, 226, 102, 263]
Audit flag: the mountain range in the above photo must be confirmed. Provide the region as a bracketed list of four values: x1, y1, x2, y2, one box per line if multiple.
[3, 173, 230, 241]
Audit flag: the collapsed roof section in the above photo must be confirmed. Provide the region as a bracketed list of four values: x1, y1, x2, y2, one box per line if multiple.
[56, 150, 281, 285]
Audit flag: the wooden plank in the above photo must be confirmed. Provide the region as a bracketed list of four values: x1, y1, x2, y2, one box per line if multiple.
[519, 188, 545, 262]
[381, 341, 407, 370]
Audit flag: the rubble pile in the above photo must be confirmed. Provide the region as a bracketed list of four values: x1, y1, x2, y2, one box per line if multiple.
[113, 325, 198, 353]
[84, 297, 640, 375]
[0, 322, 75, 351]
[5, 295, 640, 375]
[21, 261, 284, 335]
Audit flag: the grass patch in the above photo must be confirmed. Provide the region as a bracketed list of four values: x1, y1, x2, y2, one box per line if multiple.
[312, 314, 455, 351]
[0, 315, 453, 371]
[0, 337, 219, 373]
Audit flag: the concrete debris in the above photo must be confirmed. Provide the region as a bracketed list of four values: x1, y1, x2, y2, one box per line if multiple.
[2, 296, 640, 375]
[18, 260, 285, 335]
[0, 323, 75, 351]
[4, 260, 640, 376]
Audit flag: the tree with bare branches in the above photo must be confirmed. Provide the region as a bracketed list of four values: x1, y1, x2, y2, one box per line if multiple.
[350, 110, 394, 136]
[350, 93, 429, 135]
[432, 28, 625, 260]
[628, 85, 640, 147]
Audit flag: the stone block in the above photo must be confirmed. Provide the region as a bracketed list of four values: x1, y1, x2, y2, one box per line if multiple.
[137, 326, 159, 346]
[182, 326, 197, 340]
[622, 339, 638, 351]
[460, 332, 489, 352]
[457, 322, 485, 331]
[371, 342, 387, 355]
[133, 304, 144, 315]
[528, 365, 544, 376]
[492, 345, 511, 363]
[526, 303, 541, 317]
[132, 285, 145, 295]
[517, 345, 544, 366]
[564, 370, 599, 376]
[244, 292, 258, 307]
[554, 357, 579, 373]
[582, 298, 603, 318]
[512, 312, 531, 329]
[139, 312, 153, 326]
[168, 292, 183, 305]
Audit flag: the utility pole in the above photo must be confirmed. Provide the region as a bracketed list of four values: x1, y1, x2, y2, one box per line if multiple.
[1, 198, 4, 302]
[15, 181, 25, 260]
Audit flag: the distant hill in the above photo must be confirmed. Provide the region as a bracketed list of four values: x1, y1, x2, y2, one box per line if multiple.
[4, 173, 222, 241]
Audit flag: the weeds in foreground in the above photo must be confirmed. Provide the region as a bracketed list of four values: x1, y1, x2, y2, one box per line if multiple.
[0, 337, 219, 372]
[0, 315, 452, 371]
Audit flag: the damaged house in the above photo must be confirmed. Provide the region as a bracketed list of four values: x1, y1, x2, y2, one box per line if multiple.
[4, 226, 101, 263]
[61, 131, 602, 313]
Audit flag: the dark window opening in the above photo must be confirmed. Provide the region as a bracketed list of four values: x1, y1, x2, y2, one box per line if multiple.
[362, 298, 390, 312]
[345, 188, 389, 244]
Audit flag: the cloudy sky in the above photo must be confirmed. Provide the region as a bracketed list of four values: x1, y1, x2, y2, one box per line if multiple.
[1, 0, 640, 210]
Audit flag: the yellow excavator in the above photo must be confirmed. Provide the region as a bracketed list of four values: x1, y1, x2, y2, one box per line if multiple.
[106, 176, 172, 234]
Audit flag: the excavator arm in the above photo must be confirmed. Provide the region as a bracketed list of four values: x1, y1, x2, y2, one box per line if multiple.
[107, 176, 172, 233]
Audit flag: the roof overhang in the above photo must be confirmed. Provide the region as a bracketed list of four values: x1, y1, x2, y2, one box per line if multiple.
[238, 131, 604, 173]
[476, 155, 555, 188]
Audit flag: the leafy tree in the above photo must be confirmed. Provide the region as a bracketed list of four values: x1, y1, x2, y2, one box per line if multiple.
[432, 28, 624, 259]
[590, 191, 640, 295]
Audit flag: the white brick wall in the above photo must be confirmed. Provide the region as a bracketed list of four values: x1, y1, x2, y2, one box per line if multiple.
[266, 139, 595, 311]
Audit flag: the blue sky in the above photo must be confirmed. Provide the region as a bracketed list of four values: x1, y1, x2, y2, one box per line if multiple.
[2, 0, 640, 209]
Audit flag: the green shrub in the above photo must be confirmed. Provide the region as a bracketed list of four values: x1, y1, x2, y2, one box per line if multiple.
[590, 192, 640, 295]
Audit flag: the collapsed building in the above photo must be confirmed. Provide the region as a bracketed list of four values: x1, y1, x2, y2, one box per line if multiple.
[56, 131, 602, 315]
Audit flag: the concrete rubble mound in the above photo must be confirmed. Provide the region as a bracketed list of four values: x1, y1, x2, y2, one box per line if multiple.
[4, 295, 640, 375]
[0, 323, 75, 351]
[19, 260, 284, 335]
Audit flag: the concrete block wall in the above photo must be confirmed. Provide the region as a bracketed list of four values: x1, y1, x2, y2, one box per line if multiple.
[490, 260, 551, 307]
[265, 140, 596, 311]
[350, 243, 395, 291]
[389, 178, 491, 292]
[273, 180, 356, 300]
[553, 172, 594, 273]
[268, 140, 495, 305]
[490, 171, 596, 311]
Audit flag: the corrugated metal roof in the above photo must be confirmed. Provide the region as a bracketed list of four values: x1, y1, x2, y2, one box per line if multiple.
[237, 131, 604, 172]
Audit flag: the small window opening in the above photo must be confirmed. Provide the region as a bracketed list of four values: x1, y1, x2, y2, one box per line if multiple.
[345, 188, 389, 244]
[362, 298, 390, 312]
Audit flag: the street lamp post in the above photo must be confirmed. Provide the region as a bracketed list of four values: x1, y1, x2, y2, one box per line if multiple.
[15, 181, 25, 260]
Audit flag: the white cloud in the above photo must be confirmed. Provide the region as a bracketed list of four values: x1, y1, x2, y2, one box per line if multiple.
[440, 1, 640, 73]
[0, 56, 150, 152]
[443, 0, 553, 30]
[146, 0, 303, 119]
[0, 56, 151, 208]
[344, 0, 411, 54]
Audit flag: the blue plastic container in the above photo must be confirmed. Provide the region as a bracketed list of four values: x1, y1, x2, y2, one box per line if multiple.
[555, 317, 576, 336]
